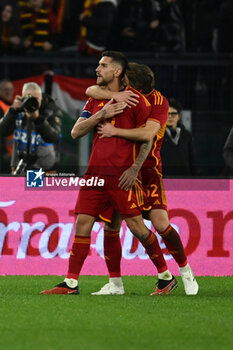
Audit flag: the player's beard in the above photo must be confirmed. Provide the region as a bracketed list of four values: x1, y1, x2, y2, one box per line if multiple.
[97, 80, 107, 87]
[97, 75, 114, 86]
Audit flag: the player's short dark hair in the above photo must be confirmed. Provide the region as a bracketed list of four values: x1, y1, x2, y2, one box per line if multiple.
[102, 50, 128, 79]
[126, 62, 155, 94]
[168, 98, 182, 114]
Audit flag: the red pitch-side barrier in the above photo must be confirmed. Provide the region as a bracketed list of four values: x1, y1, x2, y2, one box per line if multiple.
[0, 177, 232, 276]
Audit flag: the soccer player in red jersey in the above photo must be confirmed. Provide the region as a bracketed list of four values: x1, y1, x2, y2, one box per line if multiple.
[89, 63, 198, 296]
[41, 52, 177, 296]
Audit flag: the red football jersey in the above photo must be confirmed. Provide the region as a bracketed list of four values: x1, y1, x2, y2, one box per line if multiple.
[142, 89, 168, 174]
[81, 87, 151, 176]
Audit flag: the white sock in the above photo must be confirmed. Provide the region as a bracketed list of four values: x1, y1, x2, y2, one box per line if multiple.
[158, 270, 172, 280]
[179, 263, 190, 274]
[109, 277, 123, 287]
[64, 278, 78, 288]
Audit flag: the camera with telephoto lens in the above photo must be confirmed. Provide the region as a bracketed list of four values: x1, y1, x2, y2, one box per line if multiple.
[19, 95, 39, 113]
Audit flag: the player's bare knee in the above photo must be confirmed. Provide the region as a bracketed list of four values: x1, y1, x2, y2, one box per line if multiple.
[125, 216, 149, 241]
[150, 209, 169, 233]
[75, 214, 94, 236]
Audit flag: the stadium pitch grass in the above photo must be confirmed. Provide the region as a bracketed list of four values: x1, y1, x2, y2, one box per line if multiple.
[0, 276, 232, 350]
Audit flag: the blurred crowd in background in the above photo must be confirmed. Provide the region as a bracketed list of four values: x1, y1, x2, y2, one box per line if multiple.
[0, 0, 232, 177]
[0, 0, 233, 56]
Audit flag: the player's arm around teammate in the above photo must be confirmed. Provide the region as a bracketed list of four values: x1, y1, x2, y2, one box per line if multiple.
[98, 119, 160, 142]
[86, 78, 160, 142]
[86, 85, 139, 108]
[71, 98, 126, 139]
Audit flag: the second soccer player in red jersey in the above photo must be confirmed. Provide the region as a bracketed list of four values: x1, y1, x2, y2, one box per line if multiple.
[90, 63, 199, 296]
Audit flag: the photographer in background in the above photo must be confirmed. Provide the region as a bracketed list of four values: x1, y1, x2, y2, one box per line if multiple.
[0, 82, 63, 174]
[160, 98, 198, 177]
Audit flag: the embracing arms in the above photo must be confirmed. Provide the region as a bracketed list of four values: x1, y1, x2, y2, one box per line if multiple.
[98, 120, 161, 142]
[71, 99, 126, 139]
[99, 121, 161, 189]
[86, 85, 139, 108]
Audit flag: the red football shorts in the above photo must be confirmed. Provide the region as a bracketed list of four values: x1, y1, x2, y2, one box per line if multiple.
[141, 166, 167, 211]
[74, 175, 146, 220]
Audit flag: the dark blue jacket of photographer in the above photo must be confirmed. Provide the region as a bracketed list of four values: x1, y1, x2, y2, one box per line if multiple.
[0, 93, 62, 171]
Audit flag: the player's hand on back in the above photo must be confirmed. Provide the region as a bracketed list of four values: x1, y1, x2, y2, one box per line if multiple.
[112, 91, 139, 108]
